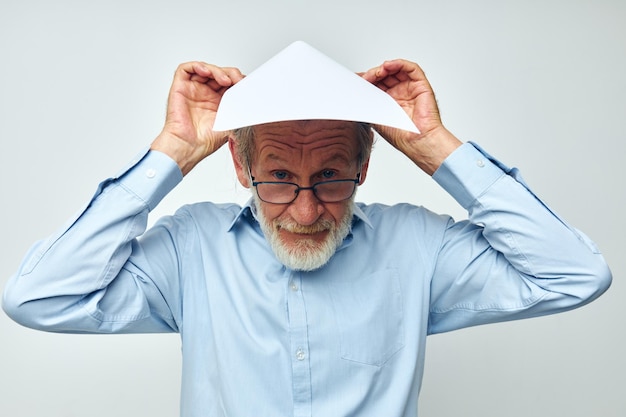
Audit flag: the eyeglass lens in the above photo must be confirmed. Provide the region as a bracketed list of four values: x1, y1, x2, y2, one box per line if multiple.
[256, 180, 357, 204]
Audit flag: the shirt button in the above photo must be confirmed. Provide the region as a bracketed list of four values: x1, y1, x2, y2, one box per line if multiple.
[290, 282, 298, 291]
[146, 168, 157, 178]
[295, 347, 306, 361]
[476, 159, 485, 168]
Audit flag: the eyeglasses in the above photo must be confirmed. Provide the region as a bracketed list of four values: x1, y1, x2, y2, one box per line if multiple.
[251, 174, 361, 204]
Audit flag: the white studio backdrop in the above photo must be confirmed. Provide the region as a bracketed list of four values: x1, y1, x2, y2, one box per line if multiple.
[1, 1, 624, 416]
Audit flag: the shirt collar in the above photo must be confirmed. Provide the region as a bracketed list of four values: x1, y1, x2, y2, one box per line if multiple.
[227, 198, 373, 232]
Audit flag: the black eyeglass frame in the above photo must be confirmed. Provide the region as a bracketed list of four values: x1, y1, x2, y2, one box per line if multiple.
[251, 173, 361, 204]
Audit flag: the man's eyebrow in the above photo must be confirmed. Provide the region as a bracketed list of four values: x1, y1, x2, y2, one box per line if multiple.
[264, 153, 289, 163]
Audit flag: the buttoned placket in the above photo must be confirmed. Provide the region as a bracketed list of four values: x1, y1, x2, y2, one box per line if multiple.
[286, 272, 312, 417]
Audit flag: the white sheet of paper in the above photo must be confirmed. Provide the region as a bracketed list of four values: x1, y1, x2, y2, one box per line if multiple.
[212, 41, 419, 133]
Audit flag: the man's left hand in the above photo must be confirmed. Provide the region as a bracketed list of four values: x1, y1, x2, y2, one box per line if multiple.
[360, 59, 462, 175]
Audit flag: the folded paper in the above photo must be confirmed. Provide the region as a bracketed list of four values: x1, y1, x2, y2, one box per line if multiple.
[212, 41, 419, 133]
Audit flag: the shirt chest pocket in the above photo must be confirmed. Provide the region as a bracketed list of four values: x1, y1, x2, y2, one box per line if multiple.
[328, 268, 405, 367]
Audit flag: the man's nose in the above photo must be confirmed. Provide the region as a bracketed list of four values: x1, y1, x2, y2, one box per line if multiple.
[288, 188, 324, 226]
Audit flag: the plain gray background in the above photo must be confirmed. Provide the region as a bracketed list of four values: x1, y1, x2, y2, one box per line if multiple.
[1, 1, 624, 416]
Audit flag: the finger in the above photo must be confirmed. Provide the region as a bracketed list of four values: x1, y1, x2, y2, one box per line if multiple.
[382, 59, 425, 82]
[361, 60, 413, 88]
[222, 67, 245, 84]
[201, 65, 244, 87]
[177, 62, 243, 88]
[359, 64, 388, 83]
[196, 65, 234, 87]
[377, 73, 404, 89]
[368, 73, 402, 91]
[189, 73, 211, 84]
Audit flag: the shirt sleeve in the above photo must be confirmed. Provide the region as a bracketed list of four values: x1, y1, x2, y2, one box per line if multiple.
[2, 149, 184, 334]
[427, 142, 612, 334]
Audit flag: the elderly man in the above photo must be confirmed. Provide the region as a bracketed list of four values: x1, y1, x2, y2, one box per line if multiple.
[3, 42, 611, 417]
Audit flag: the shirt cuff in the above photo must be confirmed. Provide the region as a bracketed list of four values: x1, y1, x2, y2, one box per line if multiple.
[116, 149, 183, 211]
[432, 142, 506, 210]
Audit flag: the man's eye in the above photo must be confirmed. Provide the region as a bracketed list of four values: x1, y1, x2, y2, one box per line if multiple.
[321, 170, 336, 179]
[273, 171, 288, 180]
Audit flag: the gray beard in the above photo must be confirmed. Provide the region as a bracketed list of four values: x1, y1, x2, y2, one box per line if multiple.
[253, 194, 354, 271]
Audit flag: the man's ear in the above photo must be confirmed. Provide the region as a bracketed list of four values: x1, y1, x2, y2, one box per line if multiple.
[358, 158, 370, 185]
[228, 136, 251, 188]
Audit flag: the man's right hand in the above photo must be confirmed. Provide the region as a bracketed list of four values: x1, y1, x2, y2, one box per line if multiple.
[151, 62, 244, 176]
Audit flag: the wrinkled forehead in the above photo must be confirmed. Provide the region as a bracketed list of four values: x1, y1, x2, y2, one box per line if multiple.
[253, 120, 359, 145]
[251, 120, 361, 167]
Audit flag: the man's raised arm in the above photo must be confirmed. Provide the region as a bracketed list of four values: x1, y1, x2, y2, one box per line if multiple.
[3, 62, 243, 332]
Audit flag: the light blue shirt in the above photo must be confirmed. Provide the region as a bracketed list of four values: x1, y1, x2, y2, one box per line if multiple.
[3, 142, 611, 417]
